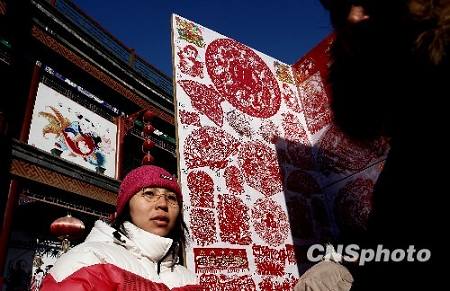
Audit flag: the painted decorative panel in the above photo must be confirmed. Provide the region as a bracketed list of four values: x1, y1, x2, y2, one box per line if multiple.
[27, 83, 117, 178]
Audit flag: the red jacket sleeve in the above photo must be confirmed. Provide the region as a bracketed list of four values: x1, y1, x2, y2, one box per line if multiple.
[40, 264, 119, 291]
[40, 264, 205, 291]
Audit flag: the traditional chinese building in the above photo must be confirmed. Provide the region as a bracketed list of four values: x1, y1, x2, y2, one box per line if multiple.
[0, 0, 177, 288]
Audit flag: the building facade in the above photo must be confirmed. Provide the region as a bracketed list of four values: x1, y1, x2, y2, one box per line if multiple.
[0, 0, 177, 289]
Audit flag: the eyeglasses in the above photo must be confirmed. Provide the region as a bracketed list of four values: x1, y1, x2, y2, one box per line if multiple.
[141, 188, 179, 207]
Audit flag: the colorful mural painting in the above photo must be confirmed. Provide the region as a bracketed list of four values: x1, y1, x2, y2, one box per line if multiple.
[173, 15, 388, 290]
[27, 83, 117, 178]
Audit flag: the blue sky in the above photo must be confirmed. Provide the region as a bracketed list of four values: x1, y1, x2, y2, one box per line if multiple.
[74, 0, 332, 77]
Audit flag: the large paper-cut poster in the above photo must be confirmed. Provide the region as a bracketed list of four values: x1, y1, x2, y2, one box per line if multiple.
[173, 14, 300, 289]
[172, 15, 388, 290]
[28, 83, 117, 178]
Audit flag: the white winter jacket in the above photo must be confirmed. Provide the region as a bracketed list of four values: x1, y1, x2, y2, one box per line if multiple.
[40, 220, 201, 291]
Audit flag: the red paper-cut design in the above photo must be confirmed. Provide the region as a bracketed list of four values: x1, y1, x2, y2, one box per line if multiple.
[226, 110, 253, 138]
[282, 83, 303, 113]
[178, 80, 224, 127]
[252, 244, 287, 276]
[179, 109, 201, 127]
[294, 57, 317, 84]
[175, 16, 205, 47]
[224, 166, 244, 195]
[371, 136, 391, 158]
[194, 247, 249, 273]
[298, 71, 332, 134]
[335, 178, 374, 232]
[259, 120, 280, 144]
[238, 141, 282, 197]
[286, 197, 313, 239]
[259, 275, 299, 291]
[177, 45, 204, 78]
[199, 274, 256, 291]
[317, 125, 380, 173]
[285, 244, 297, 265]
[252, 198, 289, 246]
[274, 61, 294, 84]
[187, 170, 214, 208]
[205, 38, 281, 118]
[286, 169, 320, 196]
[282, 112, 313, 169]
[184, 126, 240, 170]
[218, 194, 252, 245]
[190, 208, 218, 246]
[293, 34, 335, 97]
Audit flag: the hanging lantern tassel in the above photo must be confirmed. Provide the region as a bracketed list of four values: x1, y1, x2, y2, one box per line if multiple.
[61, 238, 70, 253]
[50, 213, 85, 253]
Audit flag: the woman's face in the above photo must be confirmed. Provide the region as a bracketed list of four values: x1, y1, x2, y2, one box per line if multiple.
[129, 187, 180, 237]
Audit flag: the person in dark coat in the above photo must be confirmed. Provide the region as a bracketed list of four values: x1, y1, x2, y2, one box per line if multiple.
[319, 0, 448, 290]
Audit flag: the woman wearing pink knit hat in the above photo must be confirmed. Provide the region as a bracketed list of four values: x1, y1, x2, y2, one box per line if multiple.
[40, 165, 202, 291]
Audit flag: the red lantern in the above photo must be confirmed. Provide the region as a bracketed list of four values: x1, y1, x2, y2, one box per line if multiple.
[50, 214, 85, 253]
[142, 153, 155, 165]
[142, 139, 155, 152]
[143, 124, 155, 135]
[141, 110, 157, 165]
[143, 110, 155, 123]
[50, 214, 85, 241]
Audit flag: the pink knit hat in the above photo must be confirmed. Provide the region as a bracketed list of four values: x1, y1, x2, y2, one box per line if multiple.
[116, 165, 182, 217]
